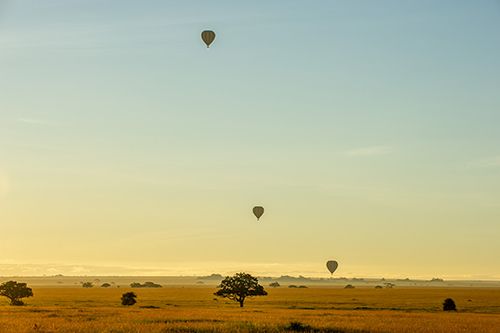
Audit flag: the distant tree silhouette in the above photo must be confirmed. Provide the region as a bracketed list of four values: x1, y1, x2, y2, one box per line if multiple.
[214, 273, 267, 307]
[269, 282, 280, 288]
[443, 298, 457, 311]
[197, 274, 223, 281]
[344, 284, 355, 289]
[82, 282, 93, 288]
[430, 278, 444, 283]
[101, 283, 112, 288]
[121, 292, 137, 306]
[130, 282, 162, 288]
[0, 281, 33, 306]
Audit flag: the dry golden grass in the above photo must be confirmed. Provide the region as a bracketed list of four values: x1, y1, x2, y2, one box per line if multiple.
[0, 287, 499, 332]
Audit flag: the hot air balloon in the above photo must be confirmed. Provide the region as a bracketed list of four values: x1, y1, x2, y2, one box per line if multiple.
[253, 206, 264, 221]
[326, 260, 338, 275]
[201, 30, 216, 48]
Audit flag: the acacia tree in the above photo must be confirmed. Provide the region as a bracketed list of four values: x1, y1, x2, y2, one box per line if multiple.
[214, 273, 267, 307]
[0, 281, 33, 306]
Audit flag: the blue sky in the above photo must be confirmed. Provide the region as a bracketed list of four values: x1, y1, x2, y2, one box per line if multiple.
[0, 0, 499, 278]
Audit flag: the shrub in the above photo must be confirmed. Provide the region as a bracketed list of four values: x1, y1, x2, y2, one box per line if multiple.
[121, 292, 137, 306]
[285, 321, 311, 332]
[443, 298, 457, 311]
[269, 282, 280, 288]
[344, 284, 355, 289]
[82, 282, 93, 288]
[101, 283, 111, 288]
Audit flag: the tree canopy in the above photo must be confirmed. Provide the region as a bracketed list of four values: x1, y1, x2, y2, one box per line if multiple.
[0, 281, 33, 306]
[214, 273, 267, 307]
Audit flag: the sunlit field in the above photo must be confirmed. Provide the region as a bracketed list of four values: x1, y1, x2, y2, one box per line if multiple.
[1, 287, 499, 332]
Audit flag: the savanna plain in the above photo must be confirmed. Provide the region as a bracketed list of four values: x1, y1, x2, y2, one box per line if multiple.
[1, 283, 500, 333]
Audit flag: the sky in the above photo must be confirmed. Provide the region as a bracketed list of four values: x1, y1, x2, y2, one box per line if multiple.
[0, 0, 499, 279]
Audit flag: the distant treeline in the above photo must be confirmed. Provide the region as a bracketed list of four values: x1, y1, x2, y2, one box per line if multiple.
[196, 274, 447, 284]
[130, 282, 162, 288]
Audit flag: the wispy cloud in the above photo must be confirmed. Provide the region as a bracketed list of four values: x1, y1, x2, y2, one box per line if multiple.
[345, 146, 392, 157]
[467, 156, 500, 169]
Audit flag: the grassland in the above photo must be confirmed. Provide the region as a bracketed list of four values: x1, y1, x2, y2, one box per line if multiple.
[1, 286, 500, 332]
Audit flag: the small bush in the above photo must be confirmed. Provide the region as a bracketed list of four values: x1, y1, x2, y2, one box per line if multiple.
[269, 282, 280, 288]
[101, 283, 111, 288]
[121, 292, 137, 306]
[82, 282, 93, 288]
[443, 298, 457, 311]
[285, 321, 311, 332]
[344, 284, 355, 289]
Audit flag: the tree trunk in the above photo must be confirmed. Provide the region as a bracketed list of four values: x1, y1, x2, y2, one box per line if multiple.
[239, 299, 244, 307]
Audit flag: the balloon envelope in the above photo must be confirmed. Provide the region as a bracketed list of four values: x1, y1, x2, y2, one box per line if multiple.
[326, 260, 338, 274]
[201, 30, 216, 48]
[253, 206, 264, 220]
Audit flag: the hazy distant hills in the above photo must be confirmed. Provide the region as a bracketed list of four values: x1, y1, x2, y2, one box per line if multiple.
[1, 275, 499, 288]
